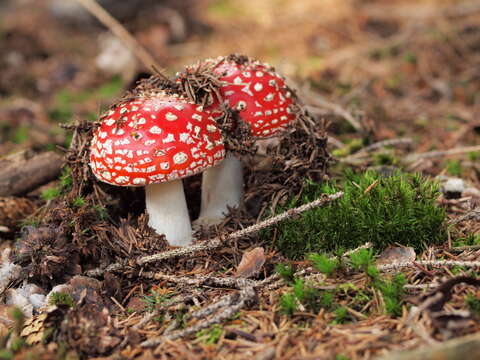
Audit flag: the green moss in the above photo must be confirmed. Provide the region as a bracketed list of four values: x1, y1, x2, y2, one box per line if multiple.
[453, 233, 480, 247]
[331, 139, 364, 157]
[9, 337, 24, 353]
[41, 187, 62, 201]
[266, 170, 446, 259]
[48, 292, 74, 307]
[12, 126, 29, 144]
[349, 249, 375, 271]
[275, 263, 295, 284]
[0, 350, 13, 360]
[207, 0, 240, 18]
[466, 294, 480, 316]
[446, 160, 462, 176]
[195, 325, 223, 345]
[347, 249, 406, 317]
[94, 205, 108, 220]
[49, 76, 123, 122]
[468, 152, 480, 161]
[318, 291, 335, 310]
[308, 253, 340, 276]
[372, 151, 398, 166]
[293, 279, 322, 312]
[71, 196, 85, 208]
[40, 167, 73, 202]
[375, 273, 406, 317]
[59, 166, 73, 190]
[403, 52, 417, 64]
[279, 292, 298, 316]
[333, 307, 350, 324]
[279, 271, 336, 316]
[96, 76, 123, 98]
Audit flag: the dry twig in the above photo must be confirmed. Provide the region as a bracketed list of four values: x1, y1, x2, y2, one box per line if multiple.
[0, 151, 63, 196]
[405, 145, 480, 162]
[86, 192, 344, 276]
[378, 260, 480, 272]
[307, 100, 363, 132]
[448, 207, 480, 225]
[141, 285, 255, 346]
[342, 138, 413, 163]
[76, 0, 165, 76]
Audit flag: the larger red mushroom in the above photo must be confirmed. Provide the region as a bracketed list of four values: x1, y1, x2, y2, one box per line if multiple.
[89, 90, 225, 246]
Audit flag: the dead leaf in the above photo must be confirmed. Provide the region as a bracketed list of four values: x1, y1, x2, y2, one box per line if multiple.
[21, 306, 67, 345]
[376, 246, 416, 265]
[234, 247, 266, 278]
[126, 297, 146, 313]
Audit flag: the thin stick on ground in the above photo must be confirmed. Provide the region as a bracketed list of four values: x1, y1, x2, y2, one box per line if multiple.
[307, 100, 363, 132]
[76, 0, 166, 77]
[378, 260, 480, 272]
[405, 145, 480, 162]
[448, 207, 480, 225]
[86, 192, 344, 277]
[140, 285, 255, 347]
[341, 138, 414, 163]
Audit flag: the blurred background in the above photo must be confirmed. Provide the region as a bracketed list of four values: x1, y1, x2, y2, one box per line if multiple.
[0, 0, 479, 171]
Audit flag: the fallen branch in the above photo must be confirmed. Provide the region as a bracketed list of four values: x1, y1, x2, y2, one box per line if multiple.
[86, 192, 344, 276]
[405, 145, 480, 163]
[0, 151, 63, 196]
[306, 100, 363, 132]
[140, 285, 255, 346]
[0, 249, 22, 298]
[76, 0, 165, 76]
[141, 272, 254, 289]
[448, 207, 480, 225]
[342, 138, 413, 163]
[134, 273, 278, 337]
[378, 260, 480, 272]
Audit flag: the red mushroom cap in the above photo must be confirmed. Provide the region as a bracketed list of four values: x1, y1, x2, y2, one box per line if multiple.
[89, 92, 225, 186]
[180, 56, 297, 138]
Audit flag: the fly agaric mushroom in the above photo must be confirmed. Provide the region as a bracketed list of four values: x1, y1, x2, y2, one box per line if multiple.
[177, 55, 298, 224]
[89, 90, 225, 246]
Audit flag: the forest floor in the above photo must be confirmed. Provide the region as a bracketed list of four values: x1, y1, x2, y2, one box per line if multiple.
[0, 0, 480, 359]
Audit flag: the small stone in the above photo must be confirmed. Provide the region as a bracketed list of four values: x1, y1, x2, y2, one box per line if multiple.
[442, 178, 466, 199]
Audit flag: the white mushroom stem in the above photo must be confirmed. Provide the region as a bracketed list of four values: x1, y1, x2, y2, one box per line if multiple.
[198, 152, 244, 225]
[145, 179, 192, 247]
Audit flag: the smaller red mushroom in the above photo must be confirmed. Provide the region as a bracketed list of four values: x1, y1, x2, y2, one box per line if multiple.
[177, 55, 298, 225]
[89, 90, 225, 246]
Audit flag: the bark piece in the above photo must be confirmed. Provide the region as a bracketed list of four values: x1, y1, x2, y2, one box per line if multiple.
[0, 151, 63, 196]
[0, 197, 37, 228]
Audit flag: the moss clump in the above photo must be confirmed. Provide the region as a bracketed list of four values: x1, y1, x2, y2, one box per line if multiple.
[48, 292, 74, 307]
[267, 170, 446, 259]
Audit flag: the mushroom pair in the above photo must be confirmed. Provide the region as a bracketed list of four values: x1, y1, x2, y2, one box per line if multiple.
[90, 55, 298, 247]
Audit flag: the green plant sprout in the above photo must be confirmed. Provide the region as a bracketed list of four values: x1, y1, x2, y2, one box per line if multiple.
[309, 253, 340, 276]
[142, 289, 175, 312]
[195, 325, 224, 345]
